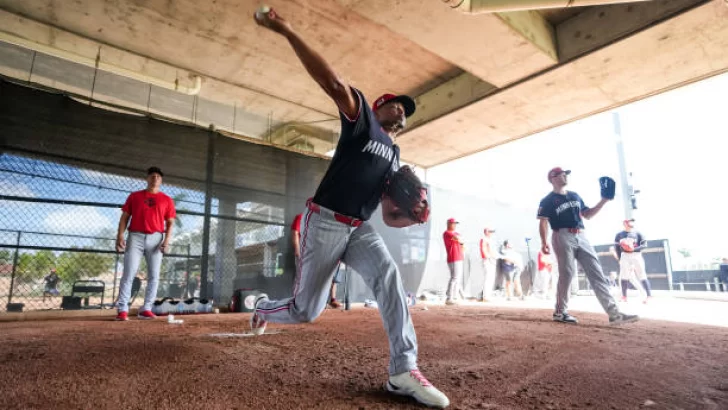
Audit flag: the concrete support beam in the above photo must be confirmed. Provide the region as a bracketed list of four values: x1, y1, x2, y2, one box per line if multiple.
[496, 10, 558, 62]
[0, 9, 336, 133]
[344, 0, 558, 87]
[409, 73, 499, 129]
[214, 200, 238, 305]
[556, 0, 706, 61]
[398, 0, 728, 167]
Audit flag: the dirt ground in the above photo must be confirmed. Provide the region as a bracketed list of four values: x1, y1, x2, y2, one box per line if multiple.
[1, 304, 727, 410]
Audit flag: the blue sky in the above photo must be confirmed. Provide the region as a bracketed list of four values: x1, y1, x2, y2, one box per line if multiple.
[427, 71, 728, 268]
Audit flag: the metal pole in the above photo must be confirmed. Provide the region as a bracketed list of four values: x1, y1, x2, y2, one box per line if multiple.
[200, 127, 216, 299]
[613, 112, 633, 220]
[7, 231, 21, 305]
[185, 244, 191, 298]
[112, 252, 120, 304]
[343, 264, 350, 311]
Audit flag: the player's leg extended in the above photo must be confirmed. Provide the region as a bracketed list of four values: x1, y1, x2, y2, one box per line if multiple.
[256, 209, 349, 323]
[344, 221, 417, 375]
[552, 230, 576, 314]
[142, 233, 164, 312]
[622, 254, 645, 299]
[116, 233, 145, 312]
[619, 256, 632, 300]
[634, 254, 652, 297]
[574, 234, 619, 316]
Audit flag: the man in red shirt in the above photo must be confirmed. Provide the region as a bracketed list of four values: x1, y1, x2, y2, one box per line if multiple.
[443, 218, 465, 305]
[533, 250, 555, 299]
[291, 213, 342, 309]
[115, 167, 176, 321]
[479, 227, 496, 302]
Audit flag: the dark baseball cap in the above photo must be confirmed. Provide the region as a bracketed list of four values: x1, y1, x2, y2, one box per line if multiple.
[623, 218, 635, 224]
[548, 167, 571, 181]
[372, 94, 416, 118]
[147, 166, 164, 177]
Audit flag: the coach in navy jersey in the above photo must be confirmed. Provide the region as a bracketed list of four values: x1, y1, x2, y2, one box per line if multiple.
[537, 167, 638, 325]
[251, 8, 449, 409]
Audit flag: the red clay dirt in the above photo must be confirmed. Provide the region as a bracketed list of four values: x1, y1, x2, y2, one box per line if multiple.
[1, 305, 727, 410]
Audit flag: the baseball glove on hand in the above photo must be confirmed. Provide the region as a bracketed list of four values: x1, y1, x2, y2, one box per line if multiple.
[599, 176, 616, 200]
[385, 166, 430, 224]
[619, 238, 635, 252]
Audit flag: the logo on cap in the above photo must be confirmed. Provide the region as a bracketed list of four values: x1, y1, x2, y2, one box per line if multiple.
[548, 167, 570, 181]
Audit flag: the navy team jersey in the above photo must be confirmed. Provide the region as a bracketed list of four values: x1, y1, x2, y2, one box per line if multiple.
[614, 230, 645, 259]
[312, 88, 399, 221]
[537, 191, 589, 230]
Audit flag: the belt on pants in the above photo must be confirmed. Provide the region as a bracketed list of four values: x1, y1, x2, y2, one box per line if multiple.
[306, 199, 363, 227]
[555, 228, 582, 234]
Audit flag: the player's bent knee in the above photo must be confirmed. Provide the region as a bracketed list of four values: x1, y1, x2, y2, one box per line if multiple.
[293, 308, 323, 323]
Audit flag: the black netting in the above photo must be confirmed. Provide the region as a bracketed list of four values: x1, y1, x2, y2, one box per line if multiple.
[0, 79, 328, 312]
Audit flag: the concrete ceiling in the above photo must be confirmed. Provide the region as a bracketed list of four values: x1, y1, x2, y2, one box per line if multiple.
[0, 0, 726, 167]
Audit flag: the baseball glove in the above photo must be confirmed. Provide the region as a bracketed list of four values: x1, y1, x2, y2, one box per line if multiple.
[385, 165, 430, 224]
[619, 238, 635, 252]
[599, 176, 616, 200]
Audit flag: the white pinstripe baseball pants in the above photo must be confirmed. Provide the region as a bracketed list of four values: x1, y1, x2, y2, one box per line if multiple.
[256, 204, 418, 375]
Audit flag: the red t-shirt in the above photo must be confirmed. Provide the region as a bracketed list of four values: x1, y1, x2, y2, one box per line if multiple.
[443, 230, 463, 263]
[122, 190, 176, 234]
[538, 251, 553, 272]
[479, 237, 492, 260]
[291, 213, 303, 233]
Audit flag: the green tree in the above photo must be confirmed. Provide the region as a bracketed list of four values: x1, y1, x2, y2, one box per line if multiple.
[13, 250, 55, 284]
[172, 193, 189, 229]
[56, 250, 113, 283]
[15, 253, 35, 282]
[0, 249, 12, 263]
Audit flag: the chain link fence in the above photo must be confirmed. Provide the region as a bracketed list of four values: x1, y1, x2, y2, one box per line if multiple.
[0, 80, 328, 313]
[0, 151, 294, 313]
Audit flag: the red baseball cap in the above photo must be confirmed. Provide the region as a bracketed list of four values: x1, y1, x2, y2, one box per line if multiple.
[447, 218, 458, 224]
[547, 167, 571, 181]
[372, 94, 416, 118]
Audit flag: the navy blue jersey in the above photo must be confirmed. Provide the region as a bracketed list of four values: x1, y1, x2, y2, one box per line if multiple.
[537, 191, 589, 230]
[614, 230, 645, 258]
[312, 88, 399, 221]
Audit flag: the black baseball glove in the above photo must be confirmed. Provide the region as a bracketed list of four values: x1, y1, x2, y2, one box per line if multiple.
[385, 165, 430, 224]
[599, 176, 616, 200]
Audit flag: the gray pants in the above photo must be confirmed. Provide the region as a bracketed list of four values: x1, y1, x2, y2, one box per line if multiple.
[446, 261, 464, 301]
[117, 232, 163, 313]
[257, 204, 417, 375]
[552, 230, 618, 317]
[482, 259, 496, 300]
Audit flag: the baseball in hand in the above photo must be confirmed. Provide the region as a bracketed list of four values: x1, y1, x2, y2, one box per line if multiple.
[255, 5, 271, 22]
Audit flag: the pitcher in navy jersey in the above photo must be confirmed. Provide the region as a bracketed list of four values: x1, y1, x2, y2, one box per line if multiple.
[252, 8, 449, 408]
[611, 219, 652, 303]
[537, 167, 638, 325]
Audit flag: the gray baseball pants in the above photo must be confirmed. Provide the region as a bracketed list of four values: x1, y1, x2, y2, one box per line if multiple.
[117, 232, 164, 313]
[551, 229, 619, 317]
[482, 259, 496, 300]
[256, 204, 417, 375]
[446, 261, 464, 301]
